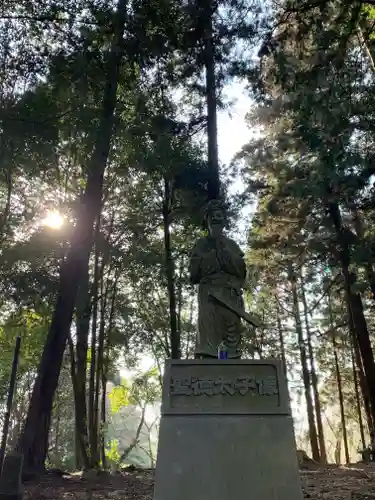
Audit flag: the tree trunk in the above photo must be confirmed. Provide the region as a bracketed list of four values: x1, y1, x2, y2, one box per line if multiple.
[331, 329, 350, 464]
[358, 24, 375, 73]
[353, 327, 373, 435]
[275, 299, 287, 379]
[162, 177, 180, 359]
[100, 373, 107, 469]
[53, 392, 60, 467]
[72, 261, 91, 469]
[328, 200, 375, 433]
[300, 271, 327, 463]
[334, 429, 342, 465]
[17, 0, 127, 472]
[351, 209, 375, 303]
[119, 406, 146, 463]
[0, 158, 12, 241]
[351, 340, 366, 449]
[88, 223, 101, 468]
[202, 0, 220, 200]
[68, 337, 89, 470]
[349, 292, 375, 432]
[327, 290, 349, 464]
[365, 265, 375, 303]
[184, 295, 195, 358]
[345, 291, 373, 435]
[176, 256, 184, 337]
[289, 265, 320, 462]
[100, 272, 118, 469]
[148, 427, 155, 468]
[93, 270, 108, 467]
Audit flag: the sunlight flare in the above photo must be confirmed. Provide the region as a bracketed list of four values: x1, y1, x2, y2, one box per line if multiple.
[43, 211, 64, 229]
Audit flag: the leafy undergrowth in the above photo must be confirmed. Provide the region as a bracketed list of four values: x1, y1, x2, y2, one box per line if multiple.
[23, 464, 375, 499]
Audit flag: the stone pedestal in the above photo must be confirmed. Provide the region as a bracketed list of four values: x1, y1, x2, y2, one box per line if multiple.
[154, 359, 303, 500]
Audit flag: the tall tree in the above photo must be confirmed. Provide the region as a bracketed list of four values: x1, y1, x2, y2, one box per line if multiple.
[240, 0, 375, 449]
[18, 0, 128, 471]
[328, 291, 350, 464]
[289, 265, 320, 461]
[300, 270, 327, 463]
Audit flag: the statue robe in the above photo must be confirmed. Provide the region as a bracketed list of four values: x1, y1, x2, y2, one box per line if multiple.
[189, 234, 246, 358]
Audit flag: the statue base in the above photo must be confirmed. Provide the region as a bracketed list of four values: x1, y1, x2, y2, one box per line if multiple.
[154, 359, 303, 500]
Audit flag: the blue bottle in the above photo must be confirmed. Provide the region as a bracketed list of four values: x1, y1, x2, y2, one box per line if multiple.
[218, 341, 228, 360]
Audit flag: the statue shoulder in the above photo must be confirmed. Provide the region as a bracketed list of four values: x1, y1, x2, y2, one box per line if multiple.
[223, 236, 244, 257]
[190, 236, 209, 256]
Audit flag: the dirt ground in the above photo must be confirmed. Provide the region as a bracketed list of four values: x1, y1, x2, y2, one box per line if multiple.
[22, 464, 375, 499]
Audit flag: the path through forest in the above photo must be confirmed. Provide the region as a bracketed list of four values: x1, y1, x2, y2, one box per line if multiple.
[22, 464, 375, 499]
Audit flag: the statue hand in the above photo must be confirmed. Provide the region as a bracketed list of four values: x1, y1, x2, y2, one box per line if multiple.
[216, 242, 231, 260]
[204, 248, 217, 258]
[201, 249, 219, 276]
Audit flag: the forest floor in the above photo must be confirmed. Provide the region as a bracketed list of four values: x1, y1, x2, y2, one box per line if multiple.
[22, 464, 375, 499]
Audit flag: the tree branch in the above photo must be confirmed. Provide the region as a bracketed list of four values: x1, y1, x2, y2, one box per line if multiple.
[119, 405, 146, 463]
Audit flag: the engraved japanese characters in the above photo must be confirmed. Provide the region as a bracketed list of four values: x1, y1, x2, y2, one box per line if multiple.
[164, 361, 285, 415]
[170, 374, 279, 397]
[189, 199, 259, 359]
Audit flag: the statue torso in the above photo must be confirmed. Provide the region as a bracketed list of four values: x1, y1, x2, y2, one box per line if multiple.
[190, 234, 246, 291]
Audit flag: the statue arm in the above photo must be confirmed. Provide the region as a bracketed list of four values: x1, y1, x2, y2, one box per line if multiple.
[189, 243, 202, 284]
[234, 255, 247, 279]
[189, 255, 201, 284]
[224, 254, 246, 279]
[216, 241, 246, 279]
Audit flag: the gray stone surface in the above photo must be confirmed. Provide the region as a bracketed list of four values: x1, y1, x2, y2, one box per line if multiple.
[154, 359, 303, 500]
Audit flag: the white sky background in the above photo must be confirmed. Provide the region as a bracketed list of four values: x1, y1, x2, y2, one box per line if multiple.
[218, 81, 260, 248]
[217, 81, 253, 168]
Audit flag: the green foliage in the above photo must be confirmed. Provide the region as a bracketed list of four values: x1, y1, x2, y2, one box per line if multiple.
[108, 384, 131, 414]
[109, 368, 161, 416]
[0, 308, 49, 398]
[106, 439, 121, 465]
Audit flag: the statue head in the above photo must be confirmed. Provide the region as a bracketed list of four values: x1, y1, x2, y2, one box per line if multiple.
[204, 199, 227, 237]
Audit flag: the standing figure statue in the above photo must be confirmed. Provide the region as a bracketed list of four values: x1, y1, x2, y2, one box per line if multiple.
[189, 200, 259, 359]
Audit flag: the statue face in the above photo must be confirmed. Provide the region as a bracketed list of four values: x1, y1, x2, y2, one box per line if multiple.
[207, 208, 225, 236]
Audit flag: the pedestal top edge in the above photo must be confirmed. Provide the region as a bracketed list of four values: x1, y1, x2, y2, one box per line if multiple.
[164, 358, 283, 367]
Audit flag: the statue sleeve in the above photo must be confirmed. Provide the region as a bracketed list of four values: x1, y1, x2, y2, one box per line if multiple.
[217, 239, 246, 279]
[189, 241, 202, 284]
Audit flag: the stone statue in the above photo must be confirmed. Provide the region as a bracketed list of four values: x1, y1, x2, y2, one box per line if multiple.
[189, 200, 260, 359]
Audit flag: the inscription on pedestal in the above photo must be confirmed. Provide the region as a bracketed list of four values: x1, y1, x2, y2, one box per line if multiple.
[170, 373, 278, 397]
[162, 360, 288, 416]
